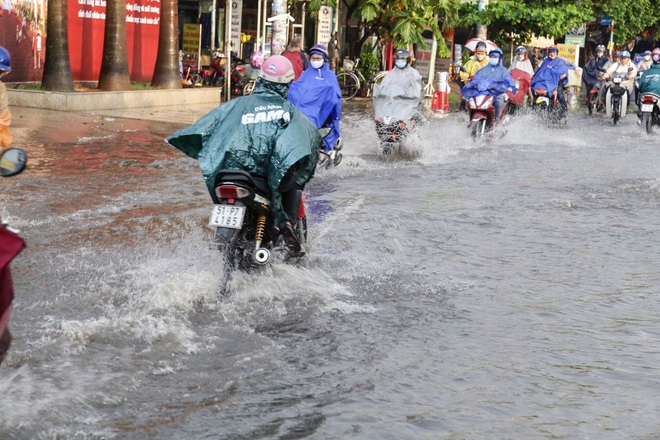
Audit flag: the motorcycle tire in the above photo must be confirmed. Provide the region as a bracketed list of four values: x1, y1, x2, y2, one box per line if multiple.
[470, 119, 487, 140]
[642, 113, 653, 134]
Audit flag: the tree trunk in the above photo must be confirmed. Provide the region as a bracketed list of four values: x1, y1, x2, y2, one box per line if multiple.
[152, 0, 182, 89]
[41, 0, 73, 91]
[98, 0, 132, 90]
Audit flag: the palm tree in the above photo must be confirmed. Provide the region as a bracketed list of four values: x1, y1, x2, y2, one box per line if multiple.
[41, 0, 73, 91]
[98, 0, 132, 90]
[151, 0, 182, 89]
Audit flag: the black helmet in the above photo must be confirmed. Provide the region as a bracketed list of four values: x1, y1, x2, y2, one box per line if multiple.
[515, 46, 526, 55]
[394, 48, 411, 65]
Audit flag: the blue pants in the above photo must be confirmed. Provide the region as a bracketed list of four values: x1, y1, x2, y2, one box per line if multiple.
[493, 94, 505, 120]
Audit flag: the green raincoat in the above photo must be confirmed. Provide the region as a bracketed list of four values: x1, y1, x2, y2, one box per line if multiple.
[166, 78, 321, 225]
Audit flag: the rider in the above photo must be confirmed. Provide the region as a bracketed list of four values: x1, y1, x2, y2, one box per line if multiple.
[372, 48, 424, 130]
[0, 46, 12, 151]
[531, 45, 569, 119]
[637, 50, 660, 119]
[287, 44, 342, 160]
[458, 42, 489, 111]
[509, 46, 534, 76]
[637, 50, 653, 74]
[583, 44, 611, 110]
[602, 50, 637, 109]
[460, 47, 516, 121]
[166, 56, 321, 251]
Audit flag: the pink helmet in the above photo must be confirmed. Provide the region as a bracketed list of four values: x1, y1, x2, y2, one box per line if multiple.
[260, 55, 295, 84]
[250, 51, 264, 69]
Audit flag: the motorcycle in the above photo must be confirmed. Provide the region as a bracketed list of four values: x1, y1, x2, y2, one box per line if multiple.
[210, 168, 308, 289]
[317, 137, 343, 170]
[202, 51, 225, 87]
[532, 86, 564, 123]
[639, 92, 660, 134]
[466, 93, 510, 140]
[374, 115, 421, 156]
[605, 73, 630, 125]
[0, 148, 28, 365]
[586, 85, 601, 115]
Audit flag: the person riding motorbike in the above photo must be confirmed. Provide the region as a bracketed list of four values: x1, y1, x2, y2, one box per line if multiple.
[601, 50, 637, 110]
[458, 42, 489, 111]
[531, 45, 569, 119]
[509, 46, 535, 77]
[583, 44, 611, 111]
[0, 46, 12, 151]
[460, 47, 516, 122]
[637, 50, 653, 74]
[372, 48, 424, 135]
[287, 44, 342, 161]
[636, 51, 660, 120]
[166, 55, 321, 252]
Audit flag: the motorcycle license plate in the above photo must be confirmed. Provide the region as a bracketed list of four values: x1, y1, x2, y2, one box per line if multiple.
[209, 205, 246, 229]
[642, 104, 654, 112]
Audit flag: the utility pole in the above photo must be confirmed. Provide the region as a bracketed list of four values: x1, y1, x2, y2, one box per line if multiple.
[270, 0, 288, 55]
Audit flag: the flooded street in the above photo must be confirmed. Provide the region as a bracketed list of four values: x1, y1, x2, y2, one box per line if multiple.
[1, 102, 660, 439]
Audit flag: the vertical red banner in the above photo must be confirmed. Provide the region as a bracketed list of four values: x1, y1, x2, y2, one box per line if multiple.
[68, 0, 160, 82]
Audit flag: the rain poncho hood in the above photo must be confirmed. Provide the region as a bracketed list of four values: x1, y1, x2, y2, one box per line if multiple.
[531, 56, 568, 95]
[373, 66, 424, 121]
[288, 57, 342, 153]
[166, 78, 321, 224]
[460, 62, 516, 100]
[638, 63, 660, 95]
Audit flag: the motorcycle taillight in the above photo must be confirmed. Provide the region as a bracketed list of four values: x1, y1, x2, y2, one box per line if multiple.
[216, 185, 250, 200]
[643, 96, 655, 103]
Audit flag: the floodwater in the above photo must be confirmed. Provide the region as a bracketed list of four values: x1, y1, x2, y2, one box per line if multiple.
[1, 103, 660, 439]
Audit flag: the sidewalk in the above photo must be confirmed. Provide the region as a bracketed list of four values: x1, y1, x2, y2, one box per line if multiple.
[85, 103, 221, 125]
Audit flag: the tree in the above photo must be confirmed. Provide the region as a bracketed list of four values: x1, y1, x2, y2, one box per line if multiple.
[98, 0, 132, 90]
[41, 0, 74, 91]
[307, 0, 459, 58]
[151, 0, 182, 89]
[457, 0, 660, 47]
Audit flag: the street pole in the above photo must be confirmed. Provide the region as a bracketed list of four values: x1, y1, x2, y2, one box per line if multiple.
[270, 0, 288, 55]
[224, 0, 232, 102]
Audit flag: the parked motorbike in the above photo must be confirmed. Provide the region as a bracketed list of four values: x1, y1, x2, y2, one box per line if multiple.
[210, 169, 308, 290]
[605, 74, 629, 125]
[0, 148, 28, 365]
[202, 51, 225, 87]
[639, 92, 660, 134]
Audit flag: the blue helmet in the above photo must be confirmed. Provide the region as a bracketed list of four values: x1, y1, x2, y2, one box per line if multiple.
[620, 50, 631, 59]
[489, 47, 503, 58]
[0, 46, 10, 73]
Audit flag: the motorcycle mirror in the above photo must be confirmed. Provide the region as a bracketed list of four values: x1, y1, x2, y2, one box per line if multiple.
[0, 148, 28, 177]
[318, 127, 332, 138]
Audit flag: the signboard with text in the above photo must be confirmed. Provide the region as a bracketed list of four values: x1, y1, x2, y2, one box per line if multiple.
[68, 0, 160, 81]
[316, 5, 332, 47]
[230, 0, 243, 55]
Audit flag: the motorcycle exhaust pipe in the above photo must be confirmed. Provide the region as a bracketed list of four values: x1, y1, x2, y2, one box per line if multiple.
[254, 248, 271, 265]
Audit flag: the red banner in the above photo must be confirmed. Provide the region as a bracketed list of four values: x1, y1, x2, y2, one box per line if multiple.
[68, 0, 160, 82]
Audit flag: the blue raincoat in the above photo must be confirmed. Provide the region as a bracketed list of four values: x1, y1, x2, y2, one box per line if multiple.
[166, 78, 321, 226]
[531, 57, 568, 95]
[460, 62, 516, 99]
[288, 58, 342, 153]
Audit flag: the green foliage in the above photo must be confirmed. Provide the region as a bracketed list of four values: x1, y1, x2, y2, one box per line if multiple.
[358, 41, 382, 82]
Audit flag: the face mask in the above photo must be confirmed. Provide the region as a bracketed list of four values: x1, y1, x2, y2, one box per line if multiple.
[489, 57, 499, 66]
[517, 55, 524, 60]
[645, 55, 651, 61]
[311, 59, 324, 69]
[395, 59, 407, 69]
[596, 52, 604, 58]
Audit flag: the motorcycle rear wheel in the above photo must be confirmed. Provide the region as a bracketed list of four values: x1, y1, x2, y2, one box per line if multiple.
[642, 113, 653, 134]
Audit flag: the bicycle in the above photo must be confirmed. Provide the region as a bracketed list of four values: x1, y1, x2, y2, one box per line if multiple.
[337, 58, 388, 100]
[181, 66, 203, 87]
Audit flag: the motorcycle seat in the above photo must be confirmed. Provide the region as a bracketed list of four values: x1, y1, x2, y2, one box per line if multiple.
[215, 169, 271, 196]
